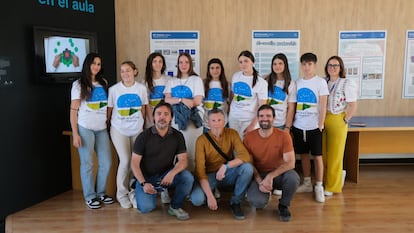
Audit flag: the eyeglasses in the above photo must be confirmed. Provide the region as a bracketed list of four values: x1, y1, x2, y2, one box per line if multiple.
[327, 64, 340, 68]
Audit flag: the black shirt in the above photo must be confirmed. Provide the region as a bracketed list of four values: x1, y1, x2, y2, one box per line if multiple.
[133, 126, 186, 177]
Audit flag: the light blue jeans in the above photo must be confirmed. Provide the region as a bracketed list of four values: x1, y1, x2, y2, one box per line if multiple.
[77, 125, 112, 201]
[135, 169, 194, 213]
[190, 163, 253, 205]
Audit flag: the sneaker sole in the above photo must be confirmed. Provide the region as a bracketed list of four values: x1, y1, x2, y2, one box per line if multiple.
[86, 204, 101, 209]
[233, 215, 245, 220]
[168, 209, 190, 221]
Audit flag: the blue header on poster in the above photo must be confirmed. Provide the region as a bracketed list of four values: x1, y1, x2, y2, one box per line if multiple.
[151, 32, 198, 39]
[340, 31, 386, 39]
[253, 31, 299, 39]
[407, 31, 414, 39]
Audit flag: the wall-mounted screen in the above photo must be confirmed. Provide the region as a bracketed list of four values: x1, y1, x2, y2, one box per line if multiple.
[33, 26, 98, 83]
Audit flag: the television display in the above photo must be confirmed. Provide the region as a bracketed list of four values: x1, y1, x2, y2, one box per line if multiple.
[33, 26, 98, 83]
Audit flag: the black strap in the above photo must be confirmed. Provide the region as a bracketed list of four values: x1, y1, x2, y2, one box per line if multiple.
[204, 132, 234, 162]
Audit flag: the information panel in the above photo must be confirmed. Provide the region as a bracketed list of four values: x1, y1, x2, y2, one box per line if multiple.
[150, 31, 200, 77]
[338, 31, 387, 99]
[252, 31, 300, 80]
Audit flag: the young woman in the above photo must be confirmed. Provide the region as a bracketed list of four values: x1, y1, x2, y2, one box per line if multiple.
[107, 61, 148, 208]
[70, 53, 113, 209]
[164, 53, 204, 172]
[202, 58, 229, 132]
[143, 52, 172, 204]
[266, 53, 296, 132]
[266, 53, 297, 196]
[228, 50, 268, 139]
[322, 56, 357, 196]
[144, 52, 170, 128]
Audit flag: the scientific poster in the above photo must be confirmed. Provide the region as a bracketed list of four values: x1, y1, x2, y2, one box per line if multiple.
[150, 31, 200, 77]
[338, 31, 387, 99]
[252, 31, 300, 80]
[403, 30, 414, 98]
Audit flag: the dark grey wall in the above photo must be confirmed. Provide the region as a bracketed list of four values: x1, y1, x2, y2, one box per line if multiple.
[0, 1, 116, 232]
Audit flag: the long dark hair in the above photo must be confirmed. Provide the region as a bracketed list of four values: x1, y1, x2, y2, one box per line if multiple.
[204, 58, 229, 99]
[79, 53, 107, 100]
[177, 53, 198, 78]
[145, 52, 166, 92]
[238, 50, 259, 87]
[325, 55, 346, 79]
[267, 53, 292, 94]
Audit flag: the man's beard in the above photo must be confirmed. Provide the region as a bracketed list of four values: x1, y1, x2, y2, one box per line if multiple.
[259, 120, 272, 130]
[156, 120, 169, 130]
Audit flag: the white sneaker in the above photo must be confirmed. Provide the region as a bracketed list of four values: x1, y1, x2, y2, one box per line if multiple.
[128, 190, 137, 209]
[324, 191, 333, 196]
[273, 189, 282, 195]
[119, 198, 132, 209]
[161, 189, 171, 204]
[342, 170, 347, 188]
[296, 183, 313, 193]
[314, 185, 325, 203]
[214, 188, 221, 199]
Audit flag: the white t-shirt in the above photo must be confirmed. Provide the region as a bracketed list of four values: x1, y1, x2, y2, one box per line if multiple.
[146, 75, 170, 110]
[268, 80, 297, 127]
[229, 71, 268, 121]
[327, 78, 358, 114]
[164, 75, 204, 102]
[71, 80, 108, 131]
[108, 81, 148, 136]
[202, 80, 229, 128]
[294, 75, 329, 130]
[164, 75, 205, 123]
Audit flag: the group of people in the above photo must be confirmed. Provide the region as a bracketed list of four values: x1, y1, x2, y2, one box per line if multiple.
[69, 50, 357, 222]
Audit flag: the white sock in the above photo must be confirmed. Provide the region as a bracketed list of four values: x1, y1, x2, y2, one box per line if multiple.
[303, 177, 311, 185]
[315, 181, 323, 187]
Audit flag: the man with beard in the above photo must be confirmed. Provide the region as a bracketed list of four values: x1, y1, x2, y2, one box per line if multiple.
[131, 102, 194, 220]
[243, 104, 299, 222]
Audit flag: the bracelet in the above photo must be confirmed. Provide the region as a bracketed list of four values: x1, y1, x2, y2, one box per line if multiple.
[70, 108, 79, 111]
[285, 126, 291, 130]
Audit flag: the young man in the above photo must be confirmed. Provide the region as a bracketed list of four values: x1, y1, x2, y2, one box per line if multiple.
[292, 52, 329, 203]
[244, 104, 299, 222]
[131, 102, 194, 220]
[190, 108, 253, 220]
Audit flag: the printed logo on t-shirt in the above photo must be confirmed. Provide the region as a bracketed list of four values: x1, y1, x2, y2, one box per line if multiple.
[86, 86, 108, 110]
[149, 85, 165, 107]
[268, 86, 286, 105]
[233, 82, 252, 102]
[296, 88, 317, 111]
[171, 85, 193, 98]
[116, 93, 142, 116]
[204, 88, 224, 110]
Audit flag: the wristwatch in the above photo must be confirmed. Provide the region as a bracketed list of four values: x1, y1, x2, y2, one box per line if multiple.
[178, 98, 182, 103]
[140, 181, 148, 186]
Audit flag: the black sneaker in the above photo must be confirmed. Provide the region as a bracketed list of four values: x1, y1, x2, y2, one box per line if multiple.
[230, 203, 245, 220]
[278, 204, 291, 222]
[99, 195, 114, 204]
[86, 198, 101, 209]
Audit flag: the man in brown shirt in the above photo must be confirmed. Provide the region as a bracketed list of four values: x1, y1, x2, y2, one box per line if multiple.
[244, 104, 299, 222]
[190, 108, 253, 220]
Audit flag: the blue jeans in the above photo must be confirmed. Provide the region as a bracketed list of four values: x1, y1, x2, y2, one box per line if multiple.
[135, 170, 194, 213]
[190, 163, 253, 205]
[246, 169, 299, 208]
[77, 125, 112, 201]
